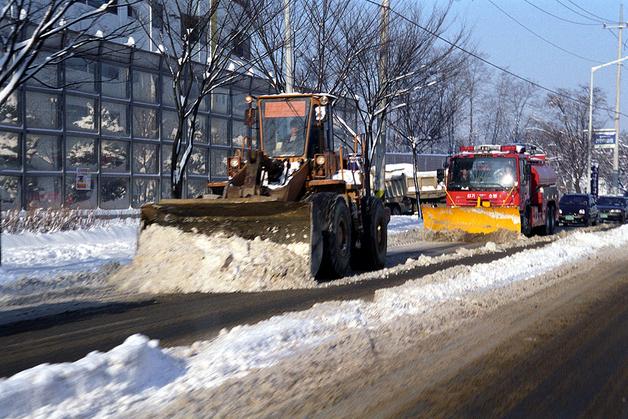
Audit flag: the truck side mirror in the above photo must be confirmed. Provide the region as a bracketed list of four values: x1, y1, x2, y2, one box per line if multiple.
[245, 108, 256, 127]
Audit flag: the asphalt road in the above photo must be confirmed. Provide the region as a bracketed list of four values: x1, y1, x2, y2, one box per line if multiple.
[0, 239, 538, 378]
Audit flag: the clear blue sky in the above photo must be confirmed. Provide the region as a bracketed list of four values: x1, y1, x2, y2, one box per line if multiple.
[428, 0, 628, 128]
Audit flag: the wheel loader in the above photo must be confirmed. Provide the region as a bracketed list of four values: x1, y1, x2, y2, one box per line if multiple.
[140, 93, 389, 278]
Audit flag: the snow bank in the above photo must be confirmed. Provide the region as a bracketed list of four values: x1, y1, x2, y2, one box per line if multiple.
[3, 225, 628, 417]
[109, 225, 314, 294]
[0, 220, 139, 285]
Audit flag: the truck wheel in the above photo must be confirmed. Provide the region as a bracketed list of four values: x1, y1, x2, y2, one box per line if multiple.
[521, 206, 533, 237]
[352, 197, 387, 271]
[318, 195, 352, 279]
[548, 206, 556, 235]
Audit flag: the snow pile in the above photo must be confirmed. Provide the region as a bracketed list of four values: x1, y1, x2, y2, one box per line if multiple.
[0, 220, 139, 285]
[2, 225, 627, 417]
[0, 335, 185, 418]
[110, 225, 313, 294]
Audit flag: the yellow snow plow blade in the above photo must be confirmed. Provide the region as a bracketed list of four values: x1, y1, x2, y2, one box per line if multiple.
[421, 206, 521, 234]
[140, 199, 322, 275]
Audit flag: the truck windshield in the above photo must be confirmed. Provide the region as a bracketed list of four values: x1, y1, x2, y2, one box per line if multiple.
[597, 196, 626, 206]
[260, 98, 310, 157]
[560, 195, 588, 206]
[449, 157, 517, 191]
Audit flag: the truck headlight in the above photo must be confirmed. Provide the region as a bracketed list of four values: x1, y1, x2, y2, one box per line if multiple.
[559, 209, 562, 214]
[578, 209, 586, 215]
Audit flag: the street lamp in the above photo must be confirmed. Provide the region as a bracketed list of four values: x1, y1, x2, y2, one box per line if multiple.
[587, 55, 628, 194]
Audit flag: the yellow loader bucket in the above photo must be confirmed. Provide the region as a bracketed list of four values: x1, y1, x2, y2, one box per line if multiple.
[421, 205, 521, 234]
[140, 199, 323, 276]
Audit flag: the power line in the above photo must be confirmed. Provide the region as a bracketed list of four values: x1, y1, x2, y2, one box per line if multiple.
[565, 0, 615, 23]
[554, 0, 605, 24]
[359, 0, 628, 119]
[488, 0, 601, 64]
[523, 0, 598, 26]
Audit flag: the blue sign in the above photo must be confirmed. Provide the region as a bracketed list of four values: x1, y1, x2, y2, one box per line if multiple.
[593, 130, 616, 149]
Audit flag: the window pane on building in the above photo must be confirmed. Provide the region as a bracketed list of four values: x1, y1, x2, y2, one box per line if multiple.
[0, 175, 20, 209]
[133, 107, 158, 139]
[190, 115, 207, 144]
[186, 178, 206, 198]
[101, 64, 129, 98]
[65, 174, 97, 209]
[65, 57, 96, 93]
[101, 140, 130, 173]
[190, 82, 207, 111]
[211, 88, 229, 114]
[162, 144, 172, 172]
[133, 71, 158, 103]
[162, 76, 175, 107]
[101, 101, 129, 136]
[211, 148, 228, 178]
[232, 120, 248, 148]
[25, 91, 60, 129]
[0, 91, 20, 126]
[25, 176, 62, 208]
[188, 147, 208, 175]
[132, 177, 158, 207]
[210, 117, 228, 145]
[66, 95, 97, 132]
[161, 176, 171, 198]
[100, 177, 130, 209]
[162, 110, 179, 141]
[66, 136, 97, 170]
[26, 134, 62, 171]
[0, 131, 20, 170]
[231, 91, 248, 117]
[133, 143, 159, 174]
[26, 55, 58, 88]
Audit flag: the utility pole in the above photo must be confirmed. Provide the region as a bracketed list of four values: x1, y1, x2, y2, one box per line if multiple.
[374, 0, 389, 198]
[604, 4, 625, 194]
[284, 0, 294, 93]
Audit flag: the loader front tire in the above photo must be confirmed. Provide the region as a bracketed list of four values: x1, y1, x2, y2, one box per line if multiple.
[352, 197, 387, 271]
[318, 194, 352, 279]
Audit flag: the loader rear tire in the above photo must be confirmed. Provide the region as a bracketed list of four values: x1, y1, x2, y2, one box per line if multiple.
[317, 194, 352, 279]
[352, 197, 387, 271]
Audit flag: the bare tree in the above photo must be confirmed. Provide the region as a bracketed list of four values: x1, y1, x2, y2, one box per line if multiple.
[0, 0, 134, 106]
[531, 86, 608, 193]
[136, 0, 270, 198]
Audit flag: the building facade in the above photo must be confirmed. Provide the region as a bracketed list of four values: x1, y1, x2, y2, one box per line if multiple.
[0, 43, 276, 210]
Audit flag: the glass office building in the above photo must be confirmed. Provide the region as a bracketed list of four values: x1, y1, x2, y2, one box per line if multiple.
[0, 45, 273, 210]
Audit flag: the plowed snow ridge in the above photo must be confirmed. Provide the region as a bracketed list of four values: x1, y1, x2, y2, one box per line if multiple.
[1, 225, 627, 418]
[110, 225, 314, 293]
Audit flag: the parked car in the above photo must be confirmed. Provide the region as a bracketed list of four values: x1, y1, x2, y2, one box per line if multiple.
[597, 195, 627, 223]
[558, 194, 599, 226]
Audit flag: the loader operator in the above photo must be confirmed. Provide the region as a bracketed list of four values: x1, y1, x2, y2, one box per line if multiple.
[275, 119, 305, 156]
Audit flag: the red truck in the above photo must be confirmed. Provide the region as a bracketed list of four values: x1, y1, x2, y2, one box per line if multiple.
[422, 144, 559, 236]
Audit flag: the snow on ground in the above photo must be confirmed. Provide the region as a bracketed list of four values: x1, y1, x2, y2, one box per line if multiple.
[0, 220, 139, 284]
[2, 224, 627, 418]
[388, 215, 423, 235]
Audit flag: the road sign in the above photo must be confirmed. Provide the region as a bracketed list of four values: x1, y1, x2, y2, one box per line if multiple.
[593, 129, 616, 149]
[591, 165, 599, 197]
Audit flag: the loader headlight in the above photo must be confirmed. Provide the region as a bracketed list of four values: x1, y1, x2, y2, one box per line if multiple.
[578, 209, 586, 215]
[230, 157, 240, 168]
[245, 95, 254, 104]
[315, 155, 326, 166]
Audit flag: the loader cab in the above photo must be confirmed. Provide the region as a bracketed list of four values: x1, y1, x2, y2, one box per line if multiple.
[253, 94, 333, 160]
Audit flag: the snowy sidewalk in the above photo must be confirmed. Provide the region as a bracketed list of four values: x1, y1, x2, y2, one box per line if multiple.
[1, 225, 627, 418]
[0, 221, 139, 285]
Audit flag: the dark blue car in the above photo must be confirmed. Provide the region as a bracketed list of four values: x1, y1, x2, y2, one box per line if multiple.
[558, 194, 599, 226]
[597, 196, 627, 223]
